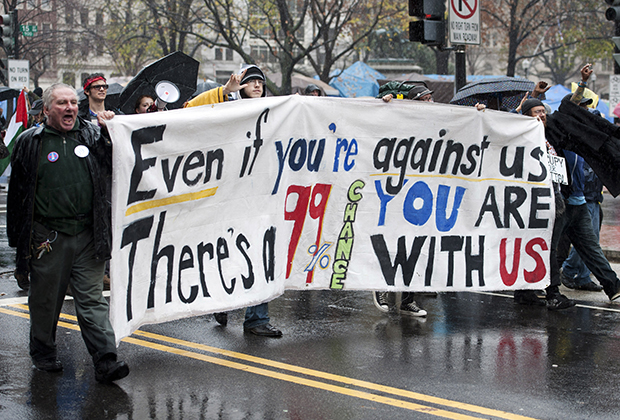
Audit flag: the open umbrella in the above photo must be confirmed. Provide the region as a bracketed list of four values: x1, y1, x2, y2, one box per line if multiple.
[450, 77, 535, 111]
[118, 51, 199, 114]
[77, 82, 124, 111]
[0, 86, 21, 102]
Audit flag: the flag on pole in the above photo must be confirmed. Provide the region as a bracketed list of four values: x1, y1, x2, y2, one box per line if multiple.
[0, 90, 28, 176]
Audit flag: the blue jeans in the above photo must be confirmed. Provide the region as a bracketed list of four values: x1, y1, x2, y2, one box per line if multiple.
[244, 303, 269, 329]
[549, 203, 618, 297]
[562, 201, 600, 286]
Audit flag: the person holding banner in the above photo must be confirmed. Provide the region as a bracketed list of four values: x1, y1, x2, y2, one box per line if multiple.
[519, 65, 620, 308]
[372, 85, 433, 317]
[185, 64, 282, 337]
[7, 83, 130, 382]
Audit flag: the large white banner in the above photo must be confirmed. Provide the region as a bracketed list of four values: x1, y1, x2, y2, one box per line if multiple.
[107, 96, 553, 341]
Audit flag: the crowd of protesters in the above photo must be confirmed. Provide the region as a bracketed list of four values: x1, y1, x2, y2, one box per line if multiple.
[2, 59, 620, 387]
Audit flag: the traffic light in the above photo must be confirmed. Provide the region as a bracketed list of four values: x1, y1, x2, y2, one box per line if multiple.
[606, 0, 620, 21]
[0, 12, 14, 49]
[408, 0, 446, 46]
[0, 58, 6, 86]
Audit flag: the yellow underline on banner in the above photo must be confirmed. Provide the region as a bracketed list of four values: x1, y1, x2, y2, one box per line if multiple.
[124, 187, 218, 216]
[1, 304, 536, 420]
[370, 173, 547, 186]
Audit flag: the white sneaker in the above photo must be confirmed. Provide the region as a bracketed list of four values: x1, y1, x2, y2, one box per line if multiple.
[373, 292, 389, 312]
[399, 301, 427, 317]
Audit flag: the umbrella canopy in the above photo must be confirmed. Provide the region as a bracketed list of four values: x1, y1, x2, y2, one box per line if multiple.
[119, 51, 199, 114]
[0, 86, 21, 102]
[291, 74, 339, 97]
[329, 61, 385, 98]
[77, 82, 124, 111]
[450, 77, 535, 111]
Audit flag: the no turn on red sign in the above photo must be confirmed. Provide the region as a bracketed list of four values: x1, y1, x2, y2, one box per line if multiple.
[449, 0, 480, 45]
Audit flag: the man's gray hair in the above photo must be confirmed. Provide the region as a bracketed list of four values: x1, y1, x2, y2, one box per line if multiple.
[42, 83, 78, 109]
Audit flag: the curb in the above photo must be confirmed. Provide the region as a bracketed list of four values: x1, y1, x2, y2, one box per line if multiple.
[603, 249, 620, 264]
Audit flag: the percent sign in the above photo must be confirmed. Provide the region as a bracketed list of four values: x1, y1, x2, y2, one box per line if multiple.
[305, 242, 333, 273]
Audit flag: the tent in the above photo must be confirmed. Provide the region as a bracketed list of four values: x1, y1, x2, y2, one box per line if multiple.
[543, 84, 612, 122]
[329, 61, 385, 98]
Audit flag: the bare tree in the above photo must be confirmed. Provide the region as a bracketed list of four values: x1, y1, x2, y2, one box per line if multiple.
[482, 0, 611, 79]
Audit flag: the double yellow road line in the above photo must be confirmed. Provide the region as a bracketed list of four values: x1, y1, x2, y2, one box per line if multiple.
[1, 304, 537, 420]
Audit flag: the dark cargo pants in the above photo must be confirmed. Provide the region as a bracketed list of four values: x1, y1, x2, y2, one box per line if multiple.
[28, 222, 117, 364]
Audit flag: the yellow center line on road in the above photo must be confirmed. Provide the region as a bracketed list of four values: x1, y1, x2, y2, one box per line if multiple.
[2, 304, 538, 420]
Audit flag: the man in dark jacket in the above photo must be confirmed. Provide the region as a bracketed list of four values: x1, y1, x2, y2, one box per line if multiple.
[7, 83, 129, 383]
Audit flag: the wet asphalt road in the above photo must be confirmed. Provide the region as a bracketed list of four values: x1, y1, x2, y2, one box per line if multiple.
[2, 190, 620, 420]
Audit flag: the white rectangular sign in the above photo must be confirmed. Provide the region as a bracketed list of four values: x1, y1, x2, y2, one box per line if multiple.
[106, 97, 552, 342]
[609, 74, 620, 117]
[8, 59, 29, 89]
[449, 0, 480, 45]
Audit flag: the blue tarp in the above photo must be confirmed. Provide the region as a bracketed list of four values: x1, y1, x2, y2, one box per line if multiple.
[329, 61, 385, 98]
[543, 84, 612, 122]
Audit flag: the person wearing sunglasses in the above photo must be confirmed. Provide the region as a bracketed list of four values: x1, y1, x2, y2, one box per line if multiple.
[79, 73, 111, 123]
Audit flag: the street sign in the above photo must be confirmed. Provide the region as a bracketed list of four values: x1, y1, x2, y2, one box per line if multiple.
[20, 24, 37, 37]
[610, 74, 620, 119]
[449, 0, 480, 45]
[8, 59, 29, 89]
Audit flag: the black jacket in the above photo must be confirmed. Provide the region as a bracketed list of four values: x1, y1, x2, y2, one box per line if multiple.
[7, 117, 113, 274]
[546, 97, 620, 197]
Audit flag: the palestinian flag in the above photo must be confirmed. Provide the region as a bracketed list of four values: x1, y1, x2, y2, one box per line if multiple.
[0, 90, 28, 176]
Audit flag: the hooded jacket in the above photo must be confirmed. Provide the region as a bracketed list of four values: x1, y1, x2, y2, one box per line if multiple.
[7, 117, 113, 274]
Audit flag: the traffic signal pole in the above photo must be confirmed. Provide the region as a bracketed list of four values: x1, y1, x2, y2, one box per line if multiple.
[455, 45, 466, 92]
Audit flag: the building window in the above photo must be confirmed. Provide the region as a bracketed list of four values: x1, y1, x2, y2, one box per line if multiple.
[216, 70, 230, 85]
[28, 0, 37, 9]
[215, 48, 222, 61]
[66, 9, 73, 25]
[42, 23, 50, 34]
[81, 73, 91, 88]
[226, 48, 233, 61]
[63, 72, 76, 87]
[96, 11, 104, 26]
[81, 9, 89, 26]
[65, 38, 74, 54]
[81, 39, 89, 57]
[250, 46, 277, 64]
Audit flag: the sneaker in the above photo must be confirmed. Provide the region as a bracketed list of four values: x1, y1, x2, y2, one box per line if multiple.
[214, 312, 228, 326]
[373, 292, 389, 312]
[33, 358, 63, 372]
[95, 359, 130, 383]
[514, 290, 546, 306]
[608, 282, 620, 302]
[243, 323, 282, 337]
[560, 271, 577, 289]
[546, 295, 576, 311]
[575, 282, 603, 292]
[399, 301, 427, 317]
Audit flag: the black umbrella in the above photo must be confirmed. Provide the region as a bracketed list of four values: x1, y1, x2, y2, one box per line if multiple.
[77, 82, 124, 111]
[450, 77, 535, 111]
[0, 86, 21, 102]
[118, 51, 200, 114]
